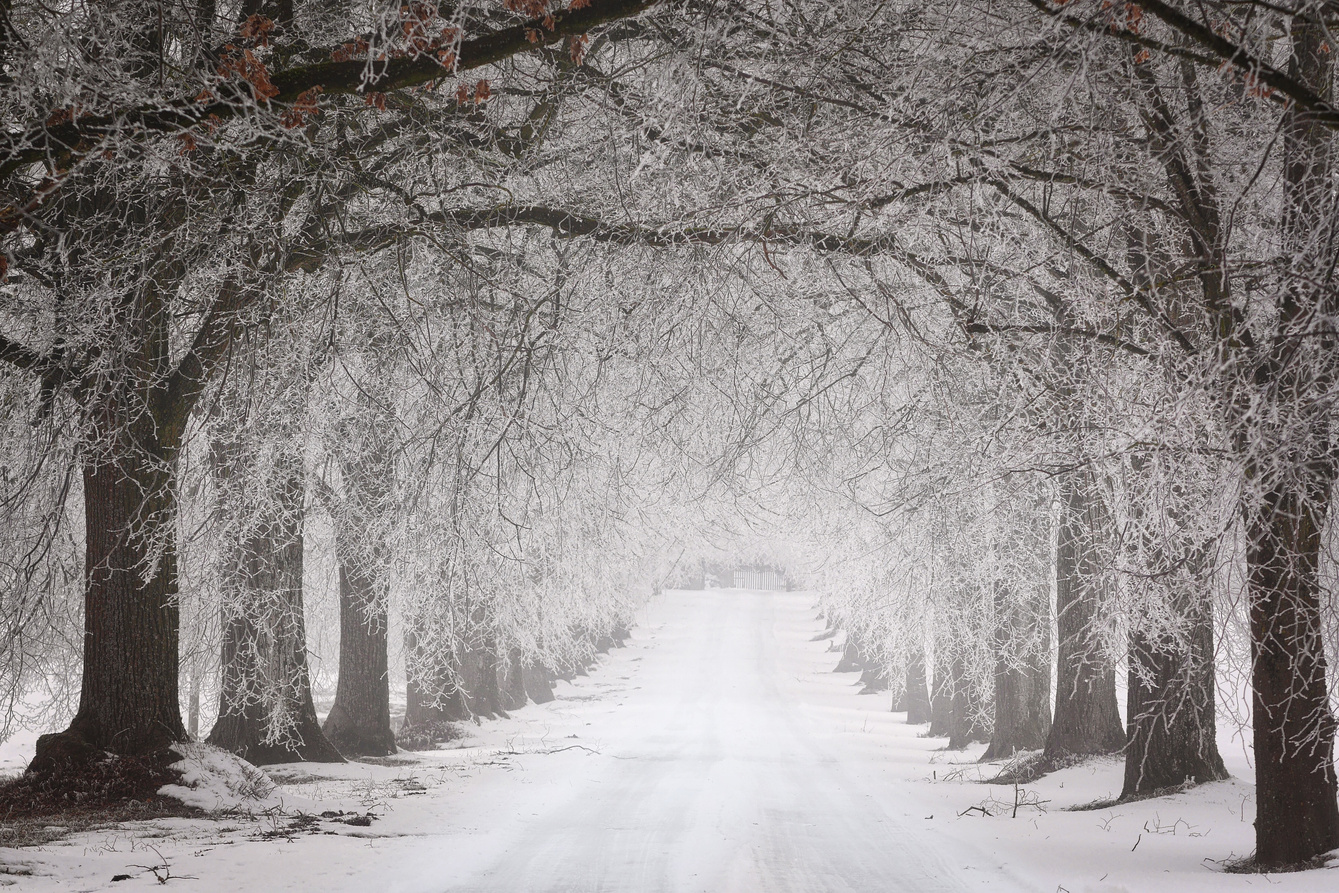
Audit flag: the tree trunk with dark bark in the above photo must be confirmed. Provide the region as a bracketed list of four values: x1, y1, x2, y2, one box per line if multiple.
[323, 551, 396, 757]
[404, 661, 452, 729]
[859, 656, 889, 694]
[1119, 457, 1226, 798]
[399, 628, 462, 749]
[1245, 481, 1339, 865]
[207, 446, 342, 765]
[904, 649, 931, 724]
[1237, 17, 1339, 869]
[523, 665, 556, 704]
[1043, 468, 1124, 763]
[449, 640, 508, 719]
[29, 276, 190, 774]
[835, 633, 866, 674]
[929, 645, 954, 738]
[983, 580, 1051, 761]
[1122, 614, 1226, 797]
[947, 650, 989, 750]
[321, 409, 397, 758]
[31, 447, 187, 773]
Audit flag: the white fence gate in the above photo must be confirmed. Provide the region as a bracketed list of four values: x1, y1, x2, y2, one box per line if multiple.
[730, 566, 787, 590]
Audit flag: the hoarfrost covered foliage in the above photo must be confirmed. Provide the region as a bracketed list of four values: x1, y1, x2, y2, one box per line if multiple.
[0, 0, 1337, 870]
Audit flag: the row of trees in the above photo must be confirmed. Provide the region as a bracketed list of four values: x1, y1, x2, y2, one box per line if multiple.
[0, 0, 696, 772]
[0, 0, 1336, 871]
[627, 0, 1339, 867]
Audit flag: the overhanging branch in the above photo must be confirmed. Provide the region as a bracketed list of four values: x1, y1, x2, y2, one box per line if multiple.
[988, 179, 1199, 355]
[0, 0, 662, 182]
[1024, 0, 1339, 129]
[0, 333, 45, 372]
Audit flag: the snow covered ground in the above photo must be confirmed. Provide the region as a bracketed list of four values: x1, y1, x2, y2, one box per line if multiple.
[1, 589, 1336, 891]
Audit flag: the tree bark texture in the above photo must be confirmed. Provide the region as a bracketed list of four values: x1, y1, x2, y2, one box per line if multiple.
[1238, 16, 1339, 868]
[30, 278, 189, 772]
[207, 443, 342, 765]
[983, 580, 1051, 761]
[1123, 607, 1226, 797]
[404, 670, 451, 730]
[31, 452, 187, 770]
[323, 553, 396, 756]
[401, 628, 533, 735]
[904, 649, 931, 724]
[1119, 458, 1226, 798]
[443, 643, 504, 720]
[400, 627, 461, 749]
[1245, 482, 1339, 865]
[322, 438, 397, 758]
[947, 649, 990, 750]
[1044, 467, 1124, 762]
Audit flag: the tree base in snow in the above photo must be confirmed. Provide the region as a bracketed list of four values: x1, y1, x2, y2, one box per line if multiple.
[5, 741, 195, 819]
[322, 705, 397, 758]
[1220, 851, 1339, 875]
[523, 666, 556, 704]
[981, 730, 1050, 762]
[1067, 775, 1230, 811]
[396, 720, 464, 751]
[207, 713, 345, 766]
[986, 749, 1093, 785]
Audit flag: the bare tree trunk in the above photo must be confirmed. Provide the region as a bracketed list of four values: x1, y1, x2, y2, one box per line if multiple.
[322, 545, 396, 757]
[983, 579, 1051, 760]
[947, 649, 989, 750]
[859, 655, 889, 694]
[1119, 457, 1225, 798]
[207, 448, 342, 764]
[1238, 15, 1339, 868]
[1122, 597, 1225, 797]
[835, 631, 866, 673]
[1245, 480, 1339, 865]
[904, 648, 931, 724]
[30, 281, 189, 773]
[31, 447, 187, 772]
[404, 674, 447, 730]
[1043, 467, 1124, 763]
[400, 623, 532, 744]
[400, 626, 460, 749]
[444, 637, 508, 720]
[929, 642, 954, 738]
[321, 402, 397, 758]
[523, 664, 556, 704]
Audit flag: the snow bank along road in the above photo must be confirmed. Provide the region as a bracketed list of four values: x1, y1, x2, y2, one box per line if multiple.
[428, 590, 1028, 893]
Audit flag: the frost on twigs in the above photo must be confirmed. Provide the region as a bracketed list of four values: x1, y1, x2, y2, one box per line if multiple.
[987, 750, 1048, 785]
[157, 743, 283, 814]
[958, 784, 1049, 818]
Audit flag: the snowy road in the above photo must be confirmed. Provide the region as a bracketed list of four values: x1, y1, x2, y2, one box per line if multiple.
[435, 590, 1026, 893]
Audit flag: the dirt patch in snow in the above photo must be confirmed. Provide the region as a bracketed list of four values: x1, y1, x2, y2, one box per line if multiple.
[0, 745, 203, 843]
